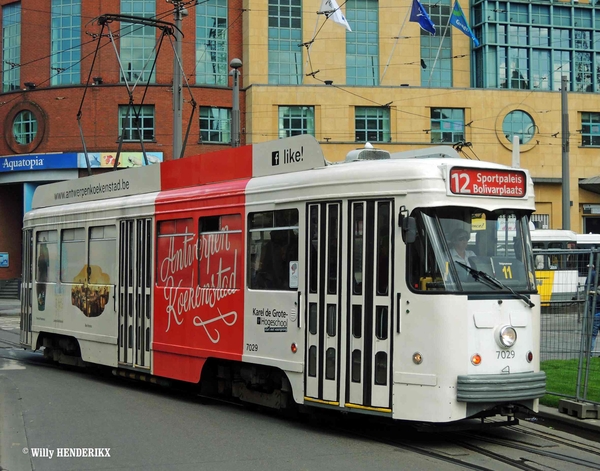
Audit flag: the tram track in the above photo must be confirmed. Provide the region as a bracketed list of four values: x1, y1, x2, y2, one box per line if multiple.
[451, 435, 600, 470]
[0, 340, 21, 349]
[510, 422, 600, 455]
[319, 414, 600, 471]
[313, 420, 504, 471]
[0, 335, 23, 349]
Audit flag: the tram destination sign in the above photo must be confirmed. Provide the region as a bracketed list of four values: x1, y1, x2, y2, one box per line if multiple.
[449, 167, 526, 197]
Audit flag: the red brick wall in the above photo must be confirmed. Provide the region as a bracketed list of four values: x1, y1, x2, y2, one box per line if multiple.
[0, 0, 246, 161]
[0, 184, 23, 280]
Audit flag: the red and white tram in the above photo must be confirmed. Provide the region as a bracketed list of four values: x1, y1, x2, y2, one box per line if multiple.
[20, 135, 545, 423]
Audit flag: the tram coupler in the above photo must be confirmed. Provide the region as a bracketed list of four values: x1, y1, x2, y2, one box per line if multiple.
[500, 405, 517, 418]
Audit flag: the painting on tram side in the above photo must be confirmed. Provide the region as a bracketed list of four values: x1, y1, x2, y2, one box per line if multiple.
[154, 213, 244, 353]
[70, 265, 111, 318]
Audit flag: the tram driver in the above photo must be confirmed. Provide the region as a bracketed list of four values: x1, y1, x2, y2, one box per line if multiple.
[449, 228, 476, 268]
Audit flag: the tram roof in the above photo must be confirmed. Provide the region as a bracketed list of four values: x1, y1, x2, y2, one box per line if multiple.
[246, 156, 534, 210]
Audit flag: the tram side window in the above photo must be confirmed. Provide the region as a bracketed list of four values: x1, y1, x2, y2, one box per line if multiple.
[248, 209, 299, 290]
[156, 219, 195, 287]
[408, 220, 445, 291]
[89, 225, 117, 284]
[36, 231, 58, 284]
[60, 228, 85, 282]
[74, 225, 117, 318]
[198, 214, 242, 289]
[35, 230, 57, 311]
[376, 201, 391, 296]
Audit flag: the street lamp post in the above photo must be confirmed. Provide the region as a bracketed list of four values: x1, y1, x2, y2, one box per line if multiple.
[171, 1, 187, 159]
[229, 58, 242, 148]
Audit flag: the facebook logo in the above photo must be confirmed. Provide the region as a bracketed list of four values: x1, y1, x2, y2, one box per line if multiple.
[272, 151, 280, 166]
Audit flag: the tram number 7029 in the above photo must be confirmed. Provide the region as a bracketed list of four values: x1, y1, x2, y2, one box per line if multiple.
[497, 350, 515, 359]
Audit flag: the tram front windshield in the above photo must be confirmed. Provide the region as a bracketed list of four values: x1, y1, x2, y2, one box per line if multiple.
[408, 208, 536, 293]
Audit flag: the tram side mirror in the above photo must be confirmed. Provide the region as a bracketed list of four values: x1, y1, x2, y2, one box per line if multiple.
[398, 206, 417, 244]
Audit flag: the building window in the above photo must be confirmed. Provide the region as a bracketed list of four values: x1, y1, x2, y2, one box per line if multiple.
[553, 50, 571, 91]
[581, 112, 600, 147]
[531, 50, 551, 91]
[420, 0, 452, 87]
[474, 1, 600, 92]
[346, 0, 379, 86]
[51, 0, 81, 86]
[196, 0, 228, 86]
[200, 107, 231, 143]
[531, 214, 549, 230]
[500, 47, 529, 89]
[431, 108, 464, 144]
[502, 110, 534, 145]
[268, 0, 302, 84]
[574, 35, 592, 93]
[278, 106, 314, 138]
[2, 3, 21, 92]
[13, 111, 38, 145]
[355, 107, 390, 143]
[120, 0, 156, 83]
[119, 105, 155, 141]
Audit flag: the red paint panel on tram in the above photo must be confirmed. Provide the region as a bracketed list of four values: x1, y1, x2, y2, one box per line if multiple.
[153, 180, 248, 382]
[160, 145, 253, 191]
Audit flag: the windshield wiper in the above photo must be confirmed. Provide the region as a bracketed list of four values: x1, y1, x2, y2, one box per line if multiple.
[456, 262, 535, 309]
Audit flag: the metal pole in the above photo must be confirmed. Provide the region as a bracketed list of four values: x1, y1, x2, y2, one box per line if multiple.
[512, 135, 520, 168]
[172, 1, 185, 159]
[229, 58, 242, 147]
[562, 75, 570, 230]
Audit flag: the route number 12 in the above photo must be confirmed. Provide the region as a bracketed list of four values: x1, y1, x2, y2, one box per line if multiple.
[451, 172, 470, 193]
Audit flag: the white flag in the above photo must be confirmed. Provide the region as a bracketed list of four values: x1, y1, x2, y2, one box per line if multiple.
[319, 0, 352, 32]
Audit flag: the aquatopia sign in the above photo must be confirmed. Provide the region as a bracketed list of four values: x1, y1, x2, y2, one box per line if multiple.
[0, 153, 77, 172]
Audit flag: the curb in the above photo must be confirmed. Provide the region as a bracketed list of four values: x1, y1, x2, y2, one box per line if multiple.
[537, 404, 600, 434]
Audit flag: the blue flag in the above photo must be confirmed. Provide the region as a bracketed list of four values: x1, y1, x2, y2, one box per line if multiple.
[449, 0, 479, 47]
[410, 0, 436, 36]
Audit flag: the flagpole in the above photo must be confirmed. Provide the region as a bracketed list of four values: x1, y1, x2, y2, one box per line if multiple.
[427, 11, 452, 87]
[381, 5, 412, 83]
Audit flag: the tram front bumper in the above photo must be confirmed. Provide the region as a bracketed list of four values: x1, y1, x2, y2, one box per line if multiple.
[456, 371, 547, 403]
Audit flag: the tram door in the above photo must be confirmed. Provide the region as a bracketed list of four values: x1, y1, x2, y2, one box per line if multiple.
[347, 200, 393, 409]
[20, 229, 33, 347]
[305, 200, 393, 410]
[306, 202, 342, 402]
[118, 218, 152, 369]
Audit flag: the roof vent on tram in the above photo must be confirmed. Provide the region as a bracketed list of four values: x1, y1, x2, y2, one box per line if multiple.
[345, 142, 391, 162]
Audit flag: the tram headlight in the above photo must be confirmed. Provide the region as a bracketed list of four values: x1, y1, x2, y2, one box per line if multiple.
[498, 325, 517, 348]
